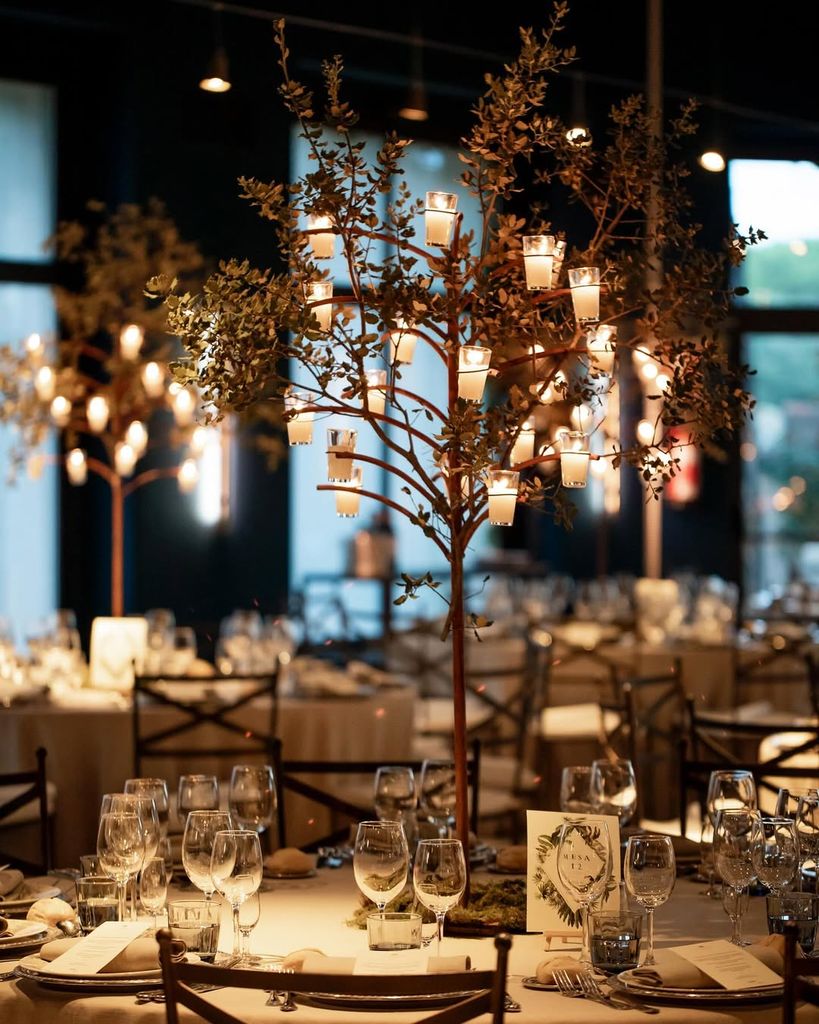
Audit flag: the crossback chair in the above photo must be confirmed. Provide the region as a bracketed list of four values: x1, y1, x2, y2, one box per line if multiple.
[783, 922, 819, 1023]
[279, 741, 483, 851]
[0, 747, 52, 873]
[734, 640, 819, 716]
[157, 928, 511, 1024]
[132, 673, 284, 845]
[679, 696, 819, 830]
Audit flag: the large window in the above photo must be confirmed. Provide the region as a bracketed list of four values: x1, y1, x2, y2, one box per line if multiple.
[730, 160, 819, 598]
[0, 80, 57, 642]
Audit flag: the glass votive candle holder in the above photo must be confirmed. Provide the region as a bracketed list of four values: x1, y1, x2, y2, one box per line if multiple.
[458, 346, 491, 402]
[76, 875, 119, 934]
[366, 911, 422, 951]
[560, 431, 590, 488]
[284, 391, 314, 446]
[487, 469, 519, 526]
[766, 893, 819, 955]
[326, 428, 357, 481]
[389, 317, 417, 364]
[522, 234, 555, 289]
[510, 419, 536, 465]
[167, 899, 221, 962]
[364, 369, 388, 416]
[589, 911, 642, 974]
[306, 280, 334, 333]
[568, 266, 600, 324]
[587, 324, 617, 373]
[424, 191, 458, 246]
[335, 467, 363, 518]
[306, 213, 335, 259]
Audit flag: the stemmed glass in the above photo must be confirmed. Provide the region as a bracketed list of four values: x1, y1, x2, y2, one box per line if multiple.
[125, 778, 170, 836]
[101, 794, 159, 919]
[97, 812, 145, 922]
[775, 787, 819, 819]
[353, 821, 409, 916]
[210, 829, 263, 958]
[752, 816, 799, 894]
[228, 765, 277, 839]
[706, 770, 757, 823]
[556, 820, 613, 966]
[178, 774, 220, 824]
[237, 891, 261, 964]
[795, 795, 819, 889]
[715, 807, 760, 945]
[139, 857, 169, 929]
[374, 766, 417, 849]
[182, 810, 232, 899]
[624, 834, 676, 965]
[560, 766, 594, 813]
[413, 839, 467, 957]
[590, 759, 637, 826]
[419, 760, 457, 838]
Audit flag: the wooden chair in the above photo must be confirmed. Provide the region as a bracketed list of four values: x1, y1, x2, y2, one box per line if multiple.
[783, 922, 819, 1023]
[132, 674, 285, 846]
[279, 742, 482, 851]
[157, 928, 511, 1024]
[734, 639, 819, 716]
[0, 747, 52, 873]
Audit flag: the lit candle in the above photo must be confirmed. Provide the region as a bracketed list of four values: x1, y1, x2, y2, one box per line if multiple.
[307, 214, 335, 259]
[458, 345, 491, 401]
[284, 391, 314, 445]
[568, 267, 600, 324]
[141, 360, 165, 398]
[389, 317, 417, 364]
[34, 365, 56, 402]
[178, 458, 199, 493]
[570, 403, 594, 433]
[552, 239, 566, 285]
[119, 323, 144, 361]
[190, 425, 209, 454]
[326, 427, 357, 482]
[86, 395, 110, 434]
[335, 467, 363, 518]
[306, 281, 333, 333]
[639, 361, 658, 385]
[487, 469, 520, 526]
[49, 395, 72, 427]
[114, 441, 137, 477]
[424, 191, 458, 246]
[560, 430, 590, 488]
[587, 324, 617, 373]
[172, 388, 196, 426]
[522, 234, 555, 289]
[510, 418, 536, 465]
[636, 418, 656, 444]
[364, 369, 387, 415]
[531, 369, 566, 404]
[125, 420, 148, 457]
[66, 448, 88, 486]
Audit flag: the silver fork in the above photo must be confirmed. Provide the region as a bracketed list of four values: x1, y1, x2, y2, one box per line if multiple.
[578, 973, 660, 1015]
[553, 969, 583, 998]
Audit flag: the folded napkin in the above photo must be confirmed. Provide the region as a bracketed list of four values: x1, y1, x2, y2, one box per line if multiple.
[26, 897, 77, 927]
[264, 848, 315, 876]
[0, 869, 24, 899]
[39, 935, 185, 973]
[632, 936, 784, 989]
[0, 915, 9, 937]
[535, 955, 585, 983]
[291, 951, 472, 975]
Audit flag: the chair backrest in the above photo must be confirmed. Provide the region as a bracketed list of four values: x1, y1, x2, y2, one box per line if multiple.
[734, 641, 819, 716]
[132, 674, 284, 845]
[783, 922, 819, 1023]
[0, 747, 51, 872]
[157, 928, 511, 1024]
[280, 741, 482, 851]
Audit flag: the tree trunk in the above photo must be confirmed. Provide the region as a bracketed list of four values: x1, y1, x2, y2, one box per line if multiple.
[110, 478, 124, 616]
[449, 547, 471, 893]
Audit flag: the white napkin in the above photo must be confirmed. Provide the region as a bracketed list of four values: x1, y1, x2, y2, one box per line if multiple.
[632, 941, 784, 989]
[300, 953, 472, 975]
[0, 870, 24, 899]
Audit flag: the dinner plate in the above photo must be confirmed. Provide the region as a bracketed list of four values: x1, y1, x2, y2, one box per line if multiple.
[298, 988, 482, 1011]
[0, 881, 62, 914]
[521, 976, 558, 992]
[15, 954, 163, 992]
[609, 970, 783, 1007]
[0, 922, 59, 958]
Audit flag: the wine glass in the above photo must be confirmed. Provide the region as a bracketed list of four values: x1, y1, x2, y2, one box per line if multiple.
[182, 810, 232, 899]
[706, 770, 756, 825]
[125, 778, 170, 836]
[556, 820, 613, 966]
[560, 766, 594, 813]
[419, 760, 456, 838]
[354, 821, 409, 917]
[97, 812, 145, 921]
[775, 786, 819, 819]
[721, 883, 750, 943]
[101, 794, 159, 919]
[178, 774, 220, 827]
[139, 856, 169, 929]
[624, 834, 676, 965]
[374, 766, 417, 821]
[590, 759, 637, 826]
[228, 765, 276, 837]
[795, 795, 819, 888]
[210, 829, 263, 958]
[237, 890, 261, 964]
[413, 838, 467, 957]
[752, 816, 799, 894]
[715, 807, 759, 945]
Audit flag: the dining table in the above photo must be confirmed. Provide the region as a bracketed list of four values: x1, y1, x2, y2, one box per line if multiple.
[1, 866, 816, 1024]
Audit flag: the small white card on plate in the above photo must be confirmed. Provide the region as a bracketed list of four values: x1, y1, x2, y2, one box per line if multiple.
[670, 940, 782, 990]
[353, 950, 429, 975]
[38, 921, 147, 975]
[526, 810, 621, 935]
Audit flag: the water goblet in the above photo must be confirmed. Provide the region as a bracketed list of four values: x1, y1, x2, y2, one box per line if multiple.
[353, 820, 409, 916]
[707, 769, 756, 825]
[752, 816, 799, 894]
[556, 820, 613, 966]
[560, 766, 594, 814]
[210, 829, 263, 958]
[124, 778, 170, 835]
[228, 764, 277, 837]
[796, 795, 819, 888]
[97, 811, 145, 921]
[237, 890, 262, 963]
[624, 834, 676, 965]
[590, 759, 637, 826]
[413, 838, 467, 957]
[775, 786, 819, 820]
[374, 766, 417, 821]
[715, 807, 759, 945]
[721, 884, 750, 943]
[178, 774, 220, 827]
[419, 760, 456, 838]
[182, 810, 232, 899]
[139, 856, 169, 929]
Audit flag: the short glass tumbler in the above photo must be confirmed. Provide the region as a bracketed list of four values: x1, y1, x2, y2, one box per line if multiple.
[167, 899, 221, 962]
[76, 875, 119, 933]
[767, 893, 819, 955]
[589, 911, 642, 974]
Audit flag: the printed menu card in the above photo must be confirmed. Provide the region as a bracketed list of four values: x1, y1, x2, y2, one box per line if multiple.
[671, 940, 782, 989]
[38, 921, 147, 975]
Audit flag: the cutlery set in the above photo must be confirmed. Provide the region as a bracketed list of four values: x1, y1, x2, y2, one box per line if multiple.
[553, 968, 659, 1014]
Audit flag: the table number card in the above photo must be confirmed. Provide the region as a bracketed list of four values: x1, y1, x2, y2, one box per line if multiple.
[38, 921, 147, 975]
[671, 940, 782, 990]
[526, 809, 621, 934]
[89, 617, 148, 691]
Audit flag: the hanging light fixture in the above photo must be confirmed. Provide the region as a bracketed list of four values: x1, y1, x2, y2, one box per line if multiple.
[199, 4, 232, 94]
[399, 32, 428, 123]
[565, 72, 592, 147]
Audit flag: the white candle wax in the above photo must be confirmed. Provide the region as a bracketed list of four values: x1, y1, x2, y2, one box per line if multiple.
[66, 448, 87, 486]
[488, 490, 518, 526]
[458, 368, 489, 402]
[588, 326, 616, 373]
[510, 429, 535, 465]
[86, 396, 109, 433]
[119, 324, 144, 360]
[178, 458, 199, 493]
[390, 326, 417, 363]
[560, 450, 590, 488]
[571, 284, 600, 323]
[35, 366, 56, 402]
[115, 442, 137, 477]
[425, 209, 456, 246]
[335, 487, 362, 518]
[524, 254, 554, 290]
[50, 395, 71, 427]
[308, 216, 335, 259]
[327, 446, 354, 481]
[365, 389, 386, 416]
[142, 361, 165, 398]
[173, 389, 196, 426]
[287, 413, 314, 445]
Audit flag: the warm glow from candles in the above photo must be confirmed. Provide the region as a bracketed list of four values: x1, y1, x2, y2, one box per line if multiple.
[34, 365, 56, 402]
[390, 317, 417, 364]
[141, 360, 165, 398]
[178, 457, 200, 493]
[86, 395, 110, 434]
[307, 214, 335, 259]
[364, 368, 387, 415]
[49, 395, 71, 427]
[487, 469, 519, 526]
[66, 448, 87, 486]
[424, 191, 458, 246]
[510, 418, 536, 465]
[568, 267, 600, 324]
[335, 467, 363, 517]
[25, 333, 44, 360]
[125, 420, 148, 457]
[326, 427, 357, 481]
[306, 281, 333, 333]
[560, 431, 590, 488]
[284, 391, 314, 445]
[522, 234, 555, 289]
[636, 418, 656, 444]
[458, 346, 491, 401]
[119, 323, 144, 360]
[190, 425, 209, 454]
[639, 361, 658, 383]
[114, 441, 137, 477]
[587, 324, 617, 373]
[172, 388, 196, 426]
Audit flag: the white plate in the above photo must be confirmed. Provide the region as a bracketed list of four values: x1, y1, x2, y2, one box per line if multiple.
[610, 970, 783, 1007]
[0, 881, 62, 913]
[16, 954, 162, 991]
[0, 924, 60, 958]
[0, 920, 48, 942]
